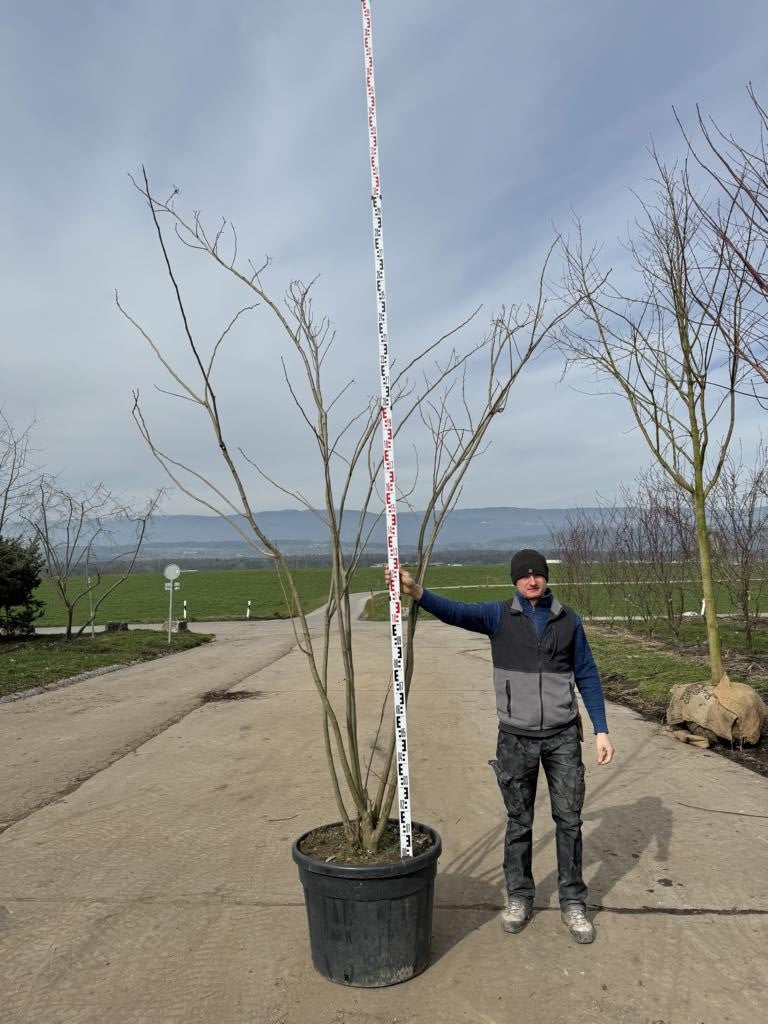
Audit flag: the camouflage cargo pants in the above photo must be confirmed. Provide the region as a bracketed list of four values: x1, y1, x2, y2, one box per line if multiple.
[490, 721, 587, 909]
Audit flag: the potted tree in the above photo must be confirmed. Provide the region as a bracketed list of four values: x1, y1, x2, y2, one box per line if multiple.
[122, 171, 576, 985]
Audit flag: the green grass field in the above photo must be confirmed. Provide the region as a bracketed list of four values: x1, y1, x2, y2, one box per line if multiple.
[32, 567, 382, 627]
[0, 629, 212, 698]
[30, 563, 529, 628]
[365, 580, 738, 622]
[587, 627, 709, 699]
[32, 562, 761, 629]
[588, 623, 768, 705]
[623, 617, 768, 655]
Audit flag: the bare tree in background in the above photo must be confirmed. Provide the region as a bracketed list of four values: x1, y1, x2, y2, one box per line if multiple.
[617, 469, 696, 642]
[678, 86, 768, 393]
[28, 478, 159, 640]
[0, 411, 38, 536]
[550, 475, 695, 636]
[120, 169, 578, 854]
[559, 159, 749, 685]
[709, 446, 768, 652]
[552, 500, 657, 630]
[612, 498, 662, 631]
[592, 504, 627, 628]
[548, 508, 605, 618]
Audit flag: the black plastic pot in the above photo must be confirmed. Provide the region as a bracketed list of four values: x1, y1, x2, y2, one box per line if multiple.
[292, 820, 442, 988]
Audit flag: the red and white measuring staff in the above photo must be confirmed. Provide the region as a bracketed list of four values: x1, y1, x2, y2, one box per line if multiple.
[360, 0, 412, 858]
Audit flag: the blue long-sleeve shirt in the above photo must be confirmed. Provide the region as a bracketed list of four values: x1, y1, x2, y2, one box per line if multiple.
[417, 587, 609, 734]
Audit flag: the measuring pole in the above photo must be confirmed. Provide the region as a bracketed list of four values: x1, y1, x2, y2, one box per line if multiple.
[360, 0, 412, 858]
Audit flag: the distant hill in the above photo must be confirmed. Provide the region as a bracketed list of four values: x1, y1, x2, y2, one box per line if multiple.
[98, 506, 597, 563]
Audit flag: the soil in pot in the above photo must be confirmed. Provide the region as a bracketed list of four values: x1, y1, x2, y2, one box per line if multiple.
[298, 820, 435, 866]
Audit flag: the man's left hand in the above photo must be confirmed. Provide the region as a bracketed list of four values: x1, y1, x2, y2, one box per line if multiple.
[595, 732, 614, 765]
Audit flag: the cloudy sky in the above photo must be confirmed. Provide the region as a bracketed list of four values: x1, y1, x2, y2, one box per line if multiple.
[2, 0, 767, 516]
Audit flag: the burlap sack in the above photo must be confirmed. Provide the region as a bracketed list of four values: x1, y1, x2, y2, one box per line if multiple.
[713, 674, 767, 745]
[660, 725, 711, 748]
[666, 675, 767, 746]
[666, 682, 735, 744]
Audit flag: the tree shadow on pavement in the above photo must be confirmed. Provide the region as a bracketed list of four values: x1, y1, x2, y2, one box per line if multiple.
[430, 820, 506, 962]
[534, 795, 673, 911]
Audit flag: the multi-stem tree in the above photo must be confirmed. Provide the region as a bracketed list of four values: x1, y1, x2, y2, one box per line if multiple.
[559, 160, 750, 685]
[122, 169, 578, 853]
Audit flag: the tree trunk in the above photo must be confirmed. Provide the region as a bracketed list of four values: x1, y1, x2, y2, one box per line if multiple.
[693, 486, 723, 684]
[744, 619, 754, 654]
[742, 587, 754, 653]
[359, 807, 381, 854]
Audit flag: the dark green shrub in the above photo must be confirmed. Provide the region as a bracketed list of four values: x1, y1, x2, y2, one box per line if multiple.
[0, 536, 44, 636]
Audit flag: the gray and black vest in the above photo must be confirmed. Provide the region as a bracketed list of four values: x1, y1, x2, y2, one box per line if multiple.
[490, 594, 579, 736]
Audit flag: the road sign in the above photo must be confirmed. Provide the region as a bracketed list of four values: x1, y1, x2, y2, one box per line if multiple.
[163, 566, 182, 643]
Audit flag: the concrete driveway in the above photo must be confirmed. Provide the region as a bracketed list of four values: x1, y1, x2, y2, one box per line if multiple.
[1, 610, 766, 1023]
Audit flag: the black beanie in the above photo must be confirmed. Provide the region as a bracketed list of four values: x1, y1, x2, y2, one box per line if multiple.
[510, 549, 549, 583]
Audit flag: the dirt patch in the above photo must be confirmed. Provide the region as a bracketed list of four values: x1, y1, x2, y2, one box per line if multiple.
[201, 689, 265, 702]
[602, 671, 768, 779]
[299, 821, 435, 866]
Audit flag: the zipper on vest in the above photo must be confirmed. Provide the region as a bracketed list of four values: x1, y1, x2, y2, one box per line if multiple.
[523, 612, 546, 732]
[537, 635, 544, 732]
[505, 679, 511, 718]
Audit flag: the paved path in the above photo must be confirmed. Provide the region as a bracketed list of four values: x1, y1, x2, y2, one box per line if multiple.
[1, 607, 767, 1023]
[0, 620, 300, 831]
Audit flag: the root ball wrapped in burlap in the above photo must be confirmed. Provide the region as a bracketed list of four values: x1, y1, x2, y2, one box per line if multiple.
[665, 674, 767, 748]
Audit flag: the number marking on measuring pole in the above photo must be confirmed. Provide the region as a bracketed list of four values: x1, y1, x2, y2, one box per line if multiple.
[360, 0, 412, 858]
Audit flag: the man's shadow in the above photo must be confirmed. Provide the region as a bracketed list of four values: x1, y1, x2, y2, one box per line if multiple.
[430, 820, 507, 961]
[534, 795, 673, 910]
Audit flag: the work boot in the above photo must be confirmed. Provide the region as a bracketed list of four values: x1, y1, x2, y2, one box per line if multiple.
[501, 897, 531, 934]
[561, 905, 595, 944]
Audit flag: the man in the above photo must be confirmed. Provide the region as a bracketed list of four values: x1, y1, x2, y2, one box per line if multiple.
[389, 549, 614, 944]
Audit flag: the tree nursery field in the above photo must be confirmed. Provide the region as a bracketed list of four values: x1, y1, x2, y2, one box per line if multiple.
[32, 562, 755, 628]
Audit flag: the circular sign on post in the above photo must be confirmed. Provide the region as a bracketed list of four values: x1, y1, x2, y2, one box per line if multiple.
[164, 563, 181, 581]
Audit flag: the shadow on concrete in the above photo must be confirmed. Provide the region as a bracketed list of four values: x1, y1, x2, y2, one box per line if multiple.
[534, 795, 673, 910]
[429, 738, 670, 959]
[430, 821, 506, 962]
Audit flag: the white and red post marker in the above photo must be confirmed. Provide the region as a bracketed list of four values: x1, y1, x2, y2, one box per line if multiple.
[360, 0, 413, 858]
